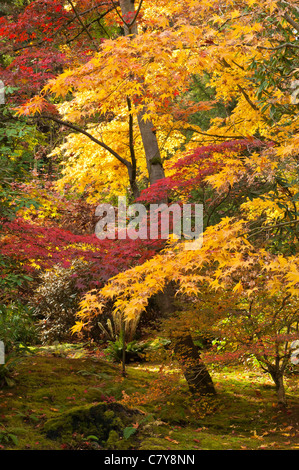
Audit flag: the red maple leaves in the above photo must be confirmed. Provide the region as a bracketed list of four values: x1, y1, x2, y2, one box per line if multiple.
[137, 139, 267, 203]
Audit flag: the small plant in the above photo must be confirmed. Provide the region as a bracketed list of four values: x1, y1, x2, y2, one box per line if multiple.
[104, 336, 151, 364]
[0, 353, 24, 387]
[123, 414, 154, 440]
[0, 424, 18, 447]
[123, 424, 139, 440]
[98, 313, 140, 343]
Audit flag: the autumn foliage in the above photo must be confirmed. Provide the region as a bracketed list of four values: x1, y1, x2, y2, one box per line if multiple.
[0, 0, 299, 407]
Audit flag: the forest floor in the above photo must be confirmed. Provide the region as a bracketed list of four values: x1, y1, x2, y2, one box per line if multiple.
[0, 343, 298, 451]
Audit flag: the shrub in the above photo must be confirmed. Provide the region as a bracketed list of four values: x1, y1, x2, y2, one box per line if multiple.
[30, 260, 100, 344]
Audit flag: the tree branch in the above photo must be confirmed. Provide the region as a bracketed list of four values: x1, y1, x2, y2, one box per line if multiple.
[237, 85, 259, 111]
[66, 8, 115, 45]
[257, 42, 299, 51]
[247, 218, 299, 239]
[12, 6, 113, 53]
[177, 125, 248, 141]
[284, 12, 299, 33]
[128, 0, 144, 29]
[66, 0, 99, 51]
[40, 114, 132, 170]
[111, 0, 143, 35]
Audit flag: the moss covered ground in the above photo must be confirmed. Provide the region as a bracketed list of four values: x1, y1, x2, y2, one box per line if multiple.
[0, 344, 298, 451]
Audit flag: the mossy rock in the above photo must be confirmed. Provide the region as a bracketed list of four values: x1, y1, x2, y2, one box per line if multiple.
[43, 402, 142, 448]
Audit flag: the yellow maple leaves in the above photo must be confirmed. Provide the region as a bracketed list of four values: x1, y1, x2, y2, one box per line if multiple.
[72, 213, 298, 329]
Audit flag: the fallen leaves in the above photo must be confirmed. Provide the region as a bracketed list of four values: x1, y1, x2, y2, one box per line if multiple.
[164, 436, 179, 444]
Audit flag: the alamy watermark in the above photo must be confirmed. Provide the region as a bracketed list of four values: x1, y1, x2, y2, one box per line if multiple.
[291, 79, 299, 105]
[0, 80, 5, 105]
[95, 197, 203, 250]
[0, 341, 4, 365]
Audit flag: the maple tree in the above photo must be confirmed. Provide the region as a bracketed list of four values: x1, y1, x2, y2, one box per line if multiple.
[0, 0, 119, 102]
[12, 0, 299, 201]
[0, 198, 162, 302]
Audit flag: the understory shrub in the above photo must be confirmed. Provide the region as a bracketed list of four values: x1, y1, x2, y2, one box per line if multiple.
[30, 260, 101, 344]
[104, 334, 171, 364]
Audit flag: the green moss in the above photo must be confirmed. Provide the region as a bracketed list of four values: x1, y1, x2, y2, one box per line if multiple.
[139, 437, 168, 450]
[44, 403, 111, 441]
[43, 401, 142, 448]
[149, 156, 162, 166]
[0, 349, 298, 450]
[106, 429, 134, 450]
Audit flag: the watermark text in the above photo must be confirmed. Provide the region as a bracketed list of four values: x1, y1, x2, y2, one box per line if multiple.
[95, 197, 203, 250]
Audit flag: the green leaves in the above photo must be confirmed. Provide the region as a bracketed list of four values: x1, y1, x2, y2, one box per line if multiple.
[0, 429, 18, 446]
[123, 425, 138, 440]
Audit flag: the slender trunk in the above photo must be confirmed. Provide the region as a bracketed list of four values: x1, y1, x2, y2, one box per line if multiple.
[155, 286, 216, 396]
[173, 334, 216, 396]
[121, 318, 127, 377]
[128, 165, 140, 199]
[119, 0, 165, 187]
[127, 96, 140, 199]
[269, 368, 287, 406]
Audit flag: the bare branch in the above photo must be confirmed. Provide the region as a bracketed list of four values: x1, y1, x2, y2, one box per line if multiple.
[247, 218, 299, 239]
[40, 114, 132, 170]
[257, 42, 299, 50]
[66, 0, 99, 51]
[284, 12, 299, 33]
[237, 85, 259, 111]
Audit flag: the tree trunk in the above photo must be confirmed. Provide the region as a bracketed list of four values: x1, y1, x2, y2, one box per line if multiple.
[269, 368, 287, 406]
[173, 334, 216, 396]
[136, 110, 165, 186]
[119, 0, 166, 187]
[128, 164, 140, 199]
[154, 285, 216, 396]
